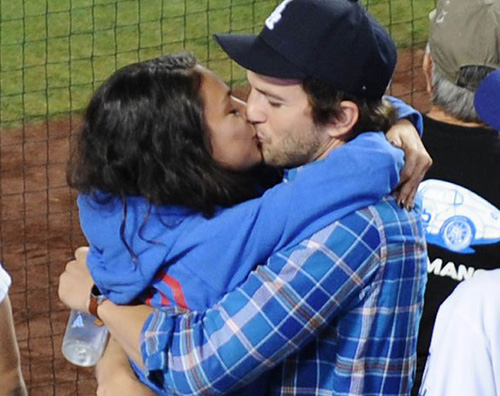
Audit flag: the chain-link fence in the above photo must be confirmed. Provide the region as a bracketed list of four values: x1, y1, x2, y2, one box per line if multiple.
[0, 1, 435, 394]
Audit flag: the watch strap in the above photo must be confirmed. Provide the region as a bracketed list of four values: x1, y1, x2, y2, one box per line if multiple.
[89, 284, 106, 325]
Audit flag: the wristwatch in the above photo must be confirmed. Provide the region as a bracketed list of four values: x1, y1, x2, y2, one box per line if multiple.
[89, 284, 107, 325]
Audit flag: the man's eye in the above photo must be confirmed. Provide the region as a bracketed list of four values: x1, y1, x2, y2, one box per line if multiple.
[269, 102, 282, 108]
[229, 109, 240, 115]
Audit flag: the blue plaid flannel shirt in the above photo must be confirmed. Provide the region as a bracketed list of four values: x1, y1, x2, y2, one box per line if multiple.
[141, 196, 428, 396]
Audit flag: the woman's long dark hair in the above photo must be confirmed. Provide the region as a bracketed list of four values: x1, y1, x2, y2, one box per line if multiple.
[68, 52, 268, 217]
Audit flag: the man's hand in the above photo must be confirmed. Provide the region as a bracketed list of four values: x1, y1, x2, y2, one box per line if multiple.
[58, 246, 93, 313]
[96, 337, 156, 396]
[386, 119, 432, 209]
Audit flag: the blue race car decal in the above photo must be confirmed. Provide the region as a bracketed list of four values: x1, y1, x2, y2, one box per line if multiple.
[418, 179, 500, 253]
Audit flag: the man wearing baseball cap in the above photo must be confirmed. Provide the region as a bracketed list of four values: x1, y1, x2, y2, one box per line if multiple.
[214, 0, 431, 207]
[59, 1, 430, 395]
[414, 0, 500, 392]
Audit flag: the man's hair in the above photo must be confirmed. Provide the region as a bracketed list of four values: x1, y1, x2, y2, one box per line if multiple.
[302, 77, 397, 136]
[431, 64, 496, 123]
[68, 52, 262, 217]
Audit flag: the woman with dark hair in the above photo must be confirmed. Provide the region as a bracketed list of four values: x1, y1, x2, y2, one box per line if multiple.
[66, 52, 421, 394]
[69, 53, 267, 219]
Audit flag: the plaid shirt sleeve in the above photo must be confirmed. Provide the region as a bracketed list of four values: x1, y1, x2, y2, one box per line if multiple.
[140, 210, 386, 395]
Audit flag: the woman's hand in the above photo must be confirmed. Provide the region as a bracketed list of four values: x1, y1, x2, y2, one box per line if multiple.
[386, 119, 433, 209]
[58, 246, 94, 313]
[96, 337, 156, 396]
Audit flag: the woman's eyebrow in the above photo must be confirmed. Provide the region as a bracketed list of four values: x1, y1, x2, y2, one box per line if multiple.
[222, 90, 232, 105]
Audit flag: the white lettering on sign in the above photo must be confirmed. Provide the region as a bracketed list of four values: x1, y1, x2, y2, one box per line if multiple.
[428, 257, 476, 282]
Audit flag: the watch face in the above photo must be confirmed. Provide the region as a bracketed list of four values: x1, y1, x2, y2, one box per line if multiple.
[91, 284, 102, 298]
[91, 284, 107, 304]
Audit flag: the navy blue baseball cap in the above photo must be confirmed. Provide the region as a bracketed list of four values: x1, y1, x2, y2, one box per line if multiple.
[214, 0, 397, 99]
[475, 68, 500, 131]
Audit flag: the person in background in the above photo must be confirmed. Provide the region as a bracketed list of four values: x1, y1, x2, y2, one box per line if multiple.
[474, 67, 500, 131]
[60, 1, 429, 395]
[413, 0, 500, 392]
[0, 264, 27, 396]
[417, 67, 500, 396]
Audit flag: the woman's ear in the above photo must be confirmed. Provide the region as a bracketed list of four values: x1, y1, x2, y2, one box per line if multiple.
[327, 100, 359, 139]
[422, 52, 434, 94]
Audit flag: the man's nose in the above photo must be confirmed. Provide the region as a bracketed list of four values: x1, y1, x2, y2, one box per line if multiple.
[246, 89, 266, 124]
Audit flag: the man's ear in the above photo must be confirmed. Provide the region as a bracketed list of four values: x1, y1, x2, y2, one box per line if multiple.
[422, 52, 433, 94]
[327, 100, 359, 138]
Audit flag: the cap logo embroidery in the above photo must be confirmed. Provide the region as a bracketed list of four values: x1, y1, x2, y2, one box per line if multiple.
[436, 9, 447, 23]
[265, 0, 293, 30]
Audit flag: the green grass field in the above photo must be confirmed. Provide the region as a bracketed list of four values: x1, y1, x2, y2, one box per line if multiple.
[0, 0, 436, 128]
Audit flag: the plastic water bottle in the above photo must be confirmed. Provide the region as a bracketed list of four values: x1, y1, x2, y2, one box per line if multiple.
[61, 309, 109, 367]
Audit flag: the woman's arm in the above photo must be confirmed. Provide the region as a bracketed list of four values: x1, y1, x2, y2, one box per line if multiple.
[385, 95, 433, 208]
[84, 97, 426, 310]
[84, 131, 405, 310]
[386, 119, 432, 209]
[58, 247, 150, 367]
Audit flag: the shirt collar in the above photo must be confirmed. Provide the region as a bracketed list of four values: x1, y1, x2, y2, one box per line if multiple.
[283, 162, 309, 182]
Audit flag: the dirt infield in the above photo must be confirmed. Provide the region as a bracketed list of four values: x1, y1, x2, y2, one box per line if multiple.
[0, 48, 430, 395]
[0, 116, 96, 395]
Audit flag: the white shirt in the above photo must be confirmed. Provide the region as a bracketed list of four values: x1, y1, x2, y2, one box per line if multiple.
[419, 269, 500, 396]
[0, 265, 11, 303]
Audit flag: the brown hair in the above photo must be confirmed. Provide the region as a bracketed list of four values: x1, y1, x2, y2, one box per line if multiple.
[302, 77, 397, 137]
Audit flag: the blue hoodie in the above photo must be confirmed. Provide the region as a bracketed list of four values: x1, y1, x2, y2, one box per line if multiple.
[81, 131, 407, 309]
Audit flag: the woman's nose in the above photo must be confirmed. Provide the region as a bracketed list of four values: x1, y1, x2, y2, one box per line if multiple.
[236, 100, 248, 121]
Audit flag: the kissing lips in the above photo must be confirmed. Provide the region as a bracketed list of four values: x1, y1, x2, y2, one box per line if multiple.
[253, 135, 262, 149]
